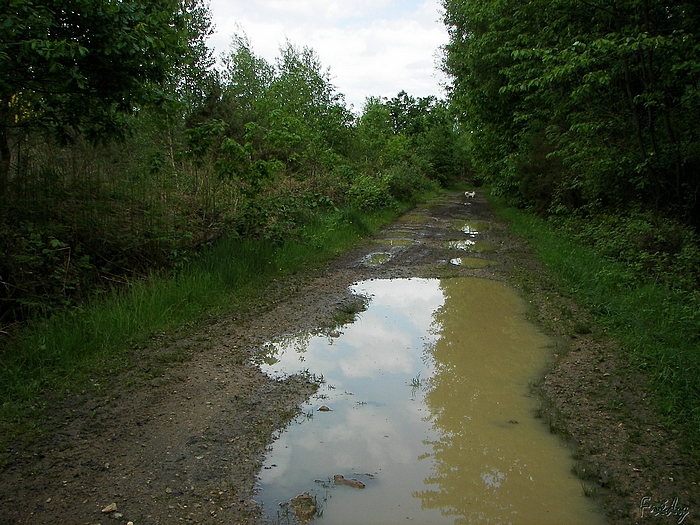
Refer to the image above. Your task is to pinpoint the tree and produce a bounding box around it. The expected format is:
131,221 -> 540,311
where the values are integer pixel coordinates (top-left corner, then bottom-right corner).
169,0 -> 217,116
220,32 -> 274,124
442,0 -> 700,221
355,96 -> 393,166
262,41 -> 350,176
0,0 -> 191,187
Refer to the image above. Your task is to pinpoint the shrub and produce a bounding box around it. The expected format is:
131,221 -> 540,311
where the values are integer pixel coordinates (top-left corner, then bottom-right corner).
552,210 -> 700,291
345,174 -> 393,211
386,163 -> 439,203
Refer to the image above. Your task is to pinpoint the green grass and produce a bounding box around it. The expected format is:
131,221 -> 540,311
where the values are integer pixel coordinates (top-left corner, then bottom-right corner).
0,204 -> 409,442
489,196 -> 700,458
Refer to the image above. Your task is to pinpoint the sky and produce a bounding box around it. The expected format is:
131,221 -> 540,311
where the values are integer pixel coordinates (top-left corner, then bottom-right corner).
206,0 -> 450,111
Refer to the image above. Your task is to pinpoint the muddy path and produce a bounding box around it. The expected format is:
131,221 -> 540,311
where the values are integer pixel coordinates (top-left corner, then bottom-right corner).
2,191 -> 698,524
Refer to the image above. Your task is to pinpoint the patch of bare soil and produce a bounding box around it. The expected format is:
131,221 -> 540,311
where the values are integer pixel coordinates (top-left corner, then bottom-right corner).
1,191 -> 698,524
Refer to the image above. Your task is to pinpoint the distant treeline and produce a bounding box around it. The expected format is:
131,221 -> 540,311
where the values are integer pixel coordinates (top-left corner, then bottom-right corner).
0,0 -> 468,324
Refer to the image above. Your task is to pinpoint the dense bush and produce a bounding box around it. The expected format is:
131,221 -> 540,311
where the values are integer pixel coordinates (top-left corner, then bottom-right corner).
552,211 -> 700,292
386,163 -> 439,203
345,174 -> 394,211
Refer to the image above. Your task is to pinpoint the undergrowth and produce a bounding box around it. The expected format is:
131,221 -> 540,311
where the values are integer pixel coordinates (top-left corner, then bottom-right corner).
490,196 -> 700,459
0,200 -> 421,448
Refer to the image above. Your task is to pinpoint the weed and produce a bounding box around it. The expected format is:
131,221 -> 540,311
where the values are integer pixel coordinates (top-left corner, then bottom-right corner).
581,482 -> 598,498
533,404 -> 544,419
547,413 -> 570,437
409,373 -> 422,388
559,305 -> 573,319
571,461 -> 599,482
332,297 -> 369,327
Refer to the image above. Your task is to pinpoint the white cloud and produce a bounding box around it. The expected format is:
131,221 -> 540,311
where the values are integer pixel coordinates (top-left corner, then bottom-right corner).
207,0 -> 448,110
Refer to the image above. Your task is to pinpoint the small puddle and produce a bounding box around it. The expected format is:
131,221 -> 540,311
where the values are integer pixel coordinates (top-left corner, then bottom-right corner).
452,221 -> 491,236
445,239 -> 500,253
374,239 -> 415,247
364,252 -> 391,265
445,221 -> 499,253
402,215 -> 437,223
450,257 -> 500,268
256,278 -> 605,524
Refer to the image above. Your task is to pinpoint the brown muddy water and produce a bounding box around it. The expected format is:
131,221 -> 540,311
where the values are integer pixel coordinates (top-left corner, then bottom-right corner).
255,277 -> 606,525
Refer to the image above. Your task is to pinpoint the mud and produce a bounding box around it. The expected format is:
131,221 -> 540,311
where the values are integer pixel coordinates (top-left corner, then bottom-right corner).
1,191 -> 698,524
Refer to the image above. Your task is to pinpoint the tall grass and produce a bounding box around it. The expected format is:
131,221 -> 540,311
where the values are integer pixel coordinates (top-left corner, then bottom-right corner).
0,205 -> 400,435
490,198 -> 700,457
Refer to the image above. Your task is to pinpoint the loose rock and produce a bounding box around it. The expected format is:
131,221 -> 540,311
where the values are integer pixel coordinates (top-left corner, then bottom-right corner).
333,474 -> 365,489
290,492 -> 317,523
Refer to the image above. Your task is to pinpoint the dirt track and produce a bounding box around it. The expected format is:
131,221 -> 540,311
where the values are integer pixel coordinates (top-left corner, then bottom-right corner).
1,191 -> 698,524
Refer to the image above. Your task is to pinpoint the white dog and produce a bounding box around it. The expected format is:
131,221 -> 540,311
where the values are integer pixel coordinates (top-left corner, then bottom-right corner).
465,191 -> 476,199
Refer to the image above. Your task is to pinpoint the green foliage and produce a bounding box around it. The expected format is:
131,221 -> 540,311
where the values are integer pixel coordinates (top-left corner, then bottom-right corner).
386,163 -> 440,203
1,226 -> 96,318
345,174 -> 393,211
185,119 -> 227,161
442,0 -> 700,456
0,4 -> 472,447
169,0 -> 217,114
0,0 -> 193,183
442,0 -> 700,224
354,97 -> 393,167
552,210 -> 700,292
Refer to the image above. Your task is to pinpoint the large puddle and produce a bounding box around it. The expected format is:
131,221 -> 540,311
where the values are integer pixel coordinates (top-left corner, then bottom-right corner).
256,278 -> 606,524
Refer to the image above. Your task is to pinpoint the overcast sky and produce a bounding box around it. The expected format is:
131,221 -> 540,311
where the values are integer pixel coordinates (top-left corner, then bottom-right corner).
206,0 -> 449,112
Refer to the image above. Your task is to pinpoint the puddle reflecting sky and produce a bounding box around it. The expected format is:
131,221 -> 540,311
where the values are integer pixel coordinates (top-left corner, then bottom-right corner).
256,278 -> 605,525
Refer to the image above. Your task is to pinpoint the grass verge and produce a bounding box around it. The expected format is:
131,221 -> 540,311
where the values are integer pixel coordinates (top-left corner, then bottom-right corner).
0,202 -> 415,449
489,196 -> 700,459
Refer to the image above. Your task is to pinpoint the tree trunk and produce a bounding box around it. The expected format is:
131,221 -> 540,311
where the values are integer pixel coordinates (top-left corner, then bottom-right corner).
640,0 -> 683,206
622,56 -> 653,182
0,105 -> 12,193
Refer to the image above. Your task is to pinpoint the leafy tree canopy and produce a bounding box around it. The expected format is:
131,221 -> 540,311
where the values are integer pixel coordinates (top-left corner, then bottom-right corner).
0,0 -> 194,181
442,0 -> 700,222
